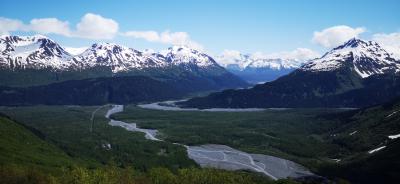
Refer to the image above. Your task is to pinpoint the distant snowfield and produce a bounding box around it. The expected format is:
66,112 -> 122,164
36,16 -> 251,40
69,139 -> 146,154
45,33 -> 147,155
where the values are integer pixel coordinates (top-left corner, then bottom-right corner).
103,105 -> 315,180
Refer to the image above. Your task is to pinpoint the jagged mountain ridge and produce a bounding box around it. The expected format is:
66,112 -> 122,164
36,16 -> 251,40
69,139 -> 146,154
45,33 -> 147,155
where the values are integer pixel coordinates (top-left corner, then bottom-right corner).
0,35 -> 220,72
72,43 -> 167,72
0,35 -> 248,89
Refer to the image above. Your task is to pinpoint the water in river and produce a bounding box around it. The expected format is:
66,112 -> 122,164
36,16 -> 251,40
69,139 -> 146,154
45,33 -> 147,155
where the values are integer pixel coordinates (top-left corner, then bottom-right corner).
105,104 -> 314,180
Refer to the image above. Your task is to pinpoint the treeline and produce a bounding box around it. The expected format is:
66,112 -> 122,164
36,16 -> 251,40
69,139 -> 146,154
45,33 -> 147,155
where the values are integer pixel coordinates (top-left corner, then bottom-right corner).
0,165 -> 302,184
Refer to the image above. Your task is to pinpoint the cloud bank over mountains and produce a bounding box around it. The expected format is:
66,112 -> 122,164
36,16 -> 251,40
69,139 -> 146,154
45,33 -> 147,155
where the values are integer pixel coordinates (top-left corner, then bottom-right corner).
0,13 -> 119,39
312,25 -> 366,48
216,48 -> 320,69
122,30 -> 204,51
0,13 -> 202,50
311,25 -> 400,58
0,13 -> 399,60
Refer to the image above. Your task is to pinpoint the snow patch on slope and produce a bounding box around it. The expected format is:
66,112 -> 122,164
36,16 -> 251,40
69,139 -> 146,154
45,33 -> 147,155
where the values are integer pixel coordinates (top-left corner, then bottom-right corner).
368,146 -> 386,154
388,134 -> 400,139
64,47 -> 88,55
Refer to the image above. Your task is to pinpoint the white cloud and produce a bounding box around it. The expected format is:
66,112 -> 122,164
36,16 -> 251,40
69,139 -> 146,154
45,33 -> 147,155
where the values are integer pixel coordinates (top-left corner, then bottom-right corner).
220,50 -> 242,61
372,32 -> 400,58
75,13 -> 119,39
249,52 -> 267,60
263,48 -> 320,60
312,25 -> 366,48
30,18 -> 71,36
216,49 -> 245,67
0,13 -> 118,40
0,17 -> 25,35
247,48 -> 320,61
1,14 -> 201,49
159,31 -> 190,45
123,30 -> 204,51
123,31 -> 159,42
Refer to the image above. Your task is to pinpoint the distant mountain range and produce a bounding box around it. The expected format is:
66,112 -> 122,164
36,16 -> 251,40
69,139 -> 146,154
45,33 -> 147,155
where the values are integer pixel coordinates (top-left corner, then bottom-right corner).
0,35 -> 217,72
0,35 -> 247,92
216,53 -> 308,83
180,38 -> 400,108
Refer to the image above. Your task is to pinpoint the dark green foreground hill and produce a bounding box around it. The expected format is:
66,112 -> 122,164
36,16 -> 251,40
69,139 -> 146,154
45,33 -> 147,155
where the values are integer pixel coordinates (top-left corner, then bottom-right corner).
0,114 -> 73,169
317,97 -> 400,184
0,111 -> 294,184
1,98 -> 399,183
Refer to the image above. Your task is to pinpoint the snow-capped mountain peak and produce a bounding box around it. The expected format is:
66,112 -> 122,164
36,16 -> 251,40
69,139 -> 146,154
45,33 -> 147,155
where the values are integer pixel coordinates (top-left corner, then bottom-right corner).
164,45 -> 218,67
1,35 -> 228,73
339,37 -> 369,48
82,42 -> 132,57
1,35 -> 65,53
89,42 -> 127,51
0,35 -> 74,70
301,38 -> 400,78
74,42 -> 167,72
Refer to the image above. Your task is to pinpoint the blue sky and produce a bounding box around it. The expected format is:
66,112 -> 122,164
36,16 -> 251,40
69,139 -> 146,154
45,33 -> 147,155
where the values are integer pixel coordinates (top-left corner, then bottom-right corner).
1,0 -> 399,58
